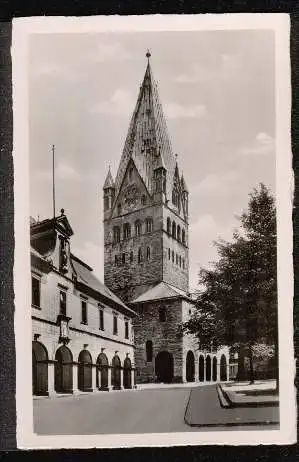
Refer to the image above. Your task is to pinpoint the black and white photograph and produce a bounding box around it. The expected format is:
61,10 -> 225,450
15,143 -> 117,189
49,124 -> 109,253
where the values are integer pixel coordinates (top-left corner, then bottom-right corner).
13,14 -> 295,448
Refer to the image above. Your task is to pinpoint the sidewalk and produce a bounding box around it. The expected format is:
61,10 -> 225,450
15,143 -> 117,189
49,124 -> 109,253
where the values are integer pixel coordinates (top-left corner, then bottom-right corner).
184,385 -> 279,427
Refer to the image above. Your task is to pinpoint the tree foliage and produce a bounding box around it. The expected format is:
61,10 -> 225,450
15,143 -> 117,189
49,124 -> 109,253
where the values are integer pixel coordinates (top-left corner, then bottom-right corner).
183,184 -> 277,381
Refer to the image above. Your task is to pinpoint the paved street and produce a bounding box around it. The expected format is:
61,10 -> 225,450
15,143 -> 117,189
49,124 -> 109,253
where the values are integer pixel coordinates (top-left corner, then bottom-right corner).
33,385 -> 279,435
34,386 -> 193,434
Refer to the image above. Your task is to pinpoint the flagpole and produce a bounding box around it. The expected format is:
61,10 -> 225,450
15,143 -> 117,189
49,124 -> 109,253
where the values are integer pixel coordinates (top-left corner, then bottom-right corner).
52,144 -> 56,218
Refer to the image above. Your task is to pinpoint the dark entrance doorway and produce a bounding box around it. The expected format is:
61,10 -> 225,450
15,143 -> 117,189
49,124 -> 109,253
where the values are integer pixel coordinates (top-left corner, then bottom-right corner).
155,351 -> 174,383
206,355 -> 211,381
212,357 -> 217,381
123,357 -> 132,389
96,353 -> 109,390
186,350 -> 195,382
55,345 -> 73,393
32,341 -> 48,396
78,350 -> 93,392
112,354 -> 121,390
220,354 -> 227,381
199,355 -> 205,382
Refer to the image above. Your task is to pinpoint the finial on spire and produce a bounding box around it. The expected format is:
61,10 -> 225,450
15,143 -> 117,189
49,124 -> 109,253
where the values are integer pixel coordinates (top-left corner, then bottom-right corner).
146,50 -> 151,61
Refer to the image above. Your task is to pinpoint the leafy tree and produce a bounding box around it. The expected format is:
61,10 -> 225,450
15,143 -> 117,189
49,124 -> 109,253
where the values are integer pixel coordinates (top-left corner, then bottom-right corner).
183,184 -> 277,385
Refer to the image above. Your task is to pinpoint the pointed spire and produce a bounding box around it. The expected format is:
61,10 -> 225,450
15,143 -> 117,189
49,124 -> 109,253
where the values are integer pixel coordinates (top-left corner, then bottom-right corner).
114,53 -> 177,197
154,150 -> 166,170
103,166 -> 115,189
181,173 -> 188,193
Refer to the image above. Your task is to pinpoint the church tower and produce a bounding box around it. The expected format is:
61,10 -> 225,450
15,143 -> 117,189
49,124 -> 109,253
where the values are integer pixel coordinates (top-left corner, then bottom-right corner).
103,52 -> 189,303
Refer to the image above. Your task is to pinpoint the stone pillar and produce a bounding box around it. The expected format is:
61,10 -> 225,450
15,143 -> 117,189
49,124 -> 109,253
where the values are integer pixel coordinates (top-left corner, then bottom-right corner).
72,363 -> 79,394
131,369 -> 135,388
195,356 -> 199,383
48,361 -> 56,397
217,359 -> 221,382
107,367 -> 112,389
227,363 -> 230,382
204,356 -> 206,383
120,368 -> 124,390
92,364 -> 97,391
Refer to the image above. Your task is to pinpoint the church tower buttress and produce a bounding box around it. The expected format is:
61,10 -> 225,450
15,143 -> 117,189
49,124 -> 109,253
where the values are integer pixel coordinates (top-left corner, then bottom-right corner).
103,53 -> 189,303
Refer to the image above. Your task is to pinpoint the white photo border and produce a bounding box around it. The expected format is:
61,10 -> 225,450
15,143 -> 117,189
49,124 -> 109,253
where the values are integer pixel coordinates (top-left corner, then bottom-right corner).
13,13 -> 296,448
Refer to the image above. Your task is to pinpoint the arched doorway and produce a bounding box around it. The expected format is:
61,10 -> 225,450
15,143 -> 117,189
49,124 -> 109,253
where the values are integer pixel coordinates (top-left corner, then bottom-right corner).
96,353 -> 109,390
55,345 -> 73,393
186,350 -> 195,382
32,341 -> 48,396
78,350 -> 93,392
220,354 -> 227,381
206,355 -> 211,382
212,357 -> 217,381
112,354 -> 121,390
123,356 -> 132,389
155,351 -> 174,383
199,355 -> 205,382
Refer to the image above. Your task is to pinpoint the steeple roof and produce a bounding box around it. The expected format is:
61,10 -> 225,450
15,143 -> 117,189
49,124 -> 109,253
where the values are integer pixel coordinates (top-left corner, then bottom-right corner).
103,167 -> 115,189
181,174 -> 188,193
114,53 -> 177,197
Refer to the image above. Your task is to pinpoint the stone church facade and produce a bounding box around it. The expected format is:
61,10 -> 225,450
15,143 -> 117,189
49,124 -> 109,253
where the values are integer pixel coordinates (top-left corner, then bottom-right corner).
103,53 -> 229,384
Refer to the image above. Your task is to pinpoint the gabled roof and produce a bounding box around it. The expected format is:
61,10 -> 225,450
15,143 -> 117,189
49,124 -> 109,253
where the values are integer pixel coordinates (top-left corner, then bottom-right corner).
114,55 -> 177,198
130,281 -> 193,304
71,254 -> 137,317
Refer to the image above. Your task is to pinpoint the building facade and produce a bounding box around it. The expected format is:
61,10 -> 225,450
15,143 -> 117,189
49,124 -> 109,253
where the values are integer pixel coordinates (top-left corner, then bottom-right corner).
103,53 -> 229,384
31,211 -> 136,396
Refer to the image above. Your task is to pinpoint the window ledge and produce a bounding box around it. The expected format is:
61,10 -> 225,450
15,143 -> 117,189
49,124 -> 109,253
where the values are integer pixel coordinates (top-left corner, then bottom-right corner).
31,304 -> 41,310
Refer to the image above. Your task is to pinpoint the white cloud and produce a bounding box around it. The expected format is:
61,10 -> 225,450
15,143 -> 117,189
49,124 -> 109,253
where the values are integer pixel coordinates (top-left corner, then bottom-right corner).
88,42 -> 131,63
34,161 -> 80,182
164,102 -> 206,119
31,62 -> 79,82
72,241 -> 103,280
239,132 -> 275,156
176,54 -> 241,84
191,171 -> 239,197
90,88 -> 135,116
189,214 -> 236,290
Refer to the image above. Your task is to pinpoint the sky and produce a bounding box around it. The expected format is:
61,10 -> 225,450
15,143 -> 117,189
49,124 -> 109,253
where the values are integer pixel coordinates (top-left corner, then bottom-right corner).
29,30 -> 276,291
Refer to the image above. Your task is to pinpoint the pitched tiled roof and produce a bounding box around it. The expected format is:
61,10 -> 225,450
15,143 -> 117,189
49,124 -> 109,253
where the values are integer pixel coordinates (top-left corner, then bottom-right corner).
114,58 -> 177,198
130,281 -> 191,304
71,255 -> 137,316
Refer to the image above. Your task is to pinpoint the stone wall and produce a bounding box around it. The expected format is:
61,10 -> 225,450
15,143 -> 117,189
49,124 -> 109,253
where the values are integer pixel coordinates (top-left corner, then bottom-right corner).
31,268 -> 135,365
132,298 -> 184,383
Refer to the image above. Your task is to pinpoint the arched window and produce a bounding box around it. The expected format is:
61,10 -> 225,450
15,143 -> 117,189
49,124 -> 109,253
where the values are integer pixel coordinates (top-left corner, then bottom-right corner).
135,220 -> 142,237
167,217 -> 171,234
117,203 -> 121,215
146,218 -> 153,233
182,258 -> 185,269
177,225 -> 181,242
176,254 -> 178,265
168,248 -> 171,260
179,256 -> 182,267
123,223 -> 131,240
130,251 -> 134,263
172,250 -> 174,263
172,189 -> 178,206
172,221 -> 176,239
159,306 -> 166,322
182,229 -> 186,245
141,195 -> 146,205
146,246 -> 151,261
138,248 -> 143,264
146,340 -> 153,362
113,226 -> 120,243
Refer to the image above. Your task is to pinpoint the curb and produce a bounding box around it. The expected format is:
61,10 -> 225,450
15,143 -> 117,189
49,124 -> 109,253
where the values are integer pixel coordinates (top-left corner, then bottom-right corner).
219,384 -> 279,408
184,386 -> 280,428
